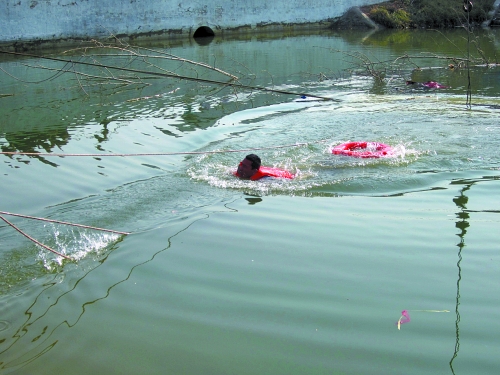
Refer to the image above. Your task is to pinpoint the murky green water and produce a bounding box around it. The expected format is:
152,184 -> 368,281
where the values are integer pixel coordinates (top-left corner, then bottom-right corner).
1,28 -> 500,374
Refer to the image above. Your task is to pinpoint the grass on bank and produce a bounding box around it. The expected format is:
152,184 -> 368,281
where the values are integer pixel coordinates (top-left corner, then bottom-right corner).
363,0 -> 496,28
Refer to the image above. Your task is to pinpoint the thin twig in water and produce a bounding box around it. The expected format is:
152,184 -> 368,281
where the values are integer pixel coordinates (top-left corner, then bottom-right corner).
71,61 -> 89,96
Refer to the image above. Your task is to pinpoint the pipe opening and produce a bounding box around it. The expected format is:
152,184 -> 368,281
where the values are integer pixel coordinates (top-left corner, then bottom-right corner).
193,26 -> 215,39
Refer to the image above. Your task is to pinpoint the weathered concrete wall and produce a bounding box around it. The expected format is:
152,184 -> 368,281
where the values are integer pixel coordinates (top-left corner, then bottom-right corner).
1,0 -> 385,45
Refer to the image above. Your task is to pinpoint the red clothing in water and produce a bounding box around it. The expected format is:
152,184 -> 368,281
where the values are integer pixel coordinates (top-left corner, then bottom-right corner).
235,166 -> 294,180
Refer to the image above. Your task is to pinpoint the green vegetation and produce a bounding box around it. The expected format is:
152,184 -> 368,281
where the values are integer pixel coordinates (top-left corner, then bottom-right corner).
363,0 -> 495,28
369,7 -> 411,28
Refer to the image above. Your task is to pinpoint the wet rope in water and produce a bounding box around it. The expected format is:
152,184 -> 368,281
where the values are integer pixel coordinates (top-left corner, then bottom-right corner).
0,211 -> 130,235
0,214 -> 73,260
0,141 -> 326,157
0,211 -> 130,262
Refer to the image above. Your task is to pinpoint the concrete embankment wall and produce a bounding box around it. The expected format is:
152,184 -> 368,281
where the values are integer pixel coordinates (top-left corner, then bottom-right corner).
1,0 -> 384,46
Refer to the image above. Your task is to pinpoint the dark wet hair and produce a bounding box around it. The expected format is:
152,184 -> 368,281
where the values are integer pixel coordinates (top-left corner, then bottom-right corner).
245,154 -> 261,170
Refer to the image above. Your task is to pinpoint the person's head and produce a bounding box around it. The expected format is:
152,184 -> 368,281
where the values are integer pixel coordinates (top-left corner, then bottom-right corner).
237,154 -> 261,178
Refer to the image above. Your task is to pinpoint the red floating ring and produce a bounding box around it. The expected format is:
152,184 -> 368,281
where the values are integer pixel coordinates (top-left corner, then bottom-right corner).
332,142 -> 394,158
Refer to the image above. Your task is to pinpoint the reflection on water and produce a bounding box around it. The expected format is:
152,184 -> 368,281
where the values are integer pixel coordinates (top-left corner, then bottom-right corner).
245,197 -> 263,205
448,175 -> 500,374
449,181 -> 468,374
1,29 -> 500,375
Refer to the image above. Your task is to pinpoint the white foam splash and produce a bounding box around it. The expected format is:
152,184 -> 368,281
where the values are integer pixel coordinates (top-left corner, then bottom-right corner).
38,225 -> 121,270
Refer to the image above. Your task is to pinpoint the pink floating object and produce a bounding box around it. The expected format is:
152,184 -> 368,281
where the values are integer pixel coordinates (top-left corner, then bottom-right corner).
406,80 -> 448,89
422,81 -> 448,89
400,310 -> 411,324
396,310 -> 411,330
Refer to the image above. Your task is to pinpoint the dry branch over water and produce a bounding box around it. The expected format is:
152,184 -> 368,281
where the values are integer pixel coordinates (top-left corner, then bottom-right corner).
0,38 -> 337,101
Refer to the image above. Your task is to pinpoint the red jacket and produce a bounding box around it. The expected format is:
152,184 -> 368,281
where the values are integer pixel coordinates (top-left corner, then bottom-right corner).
235,166 -> 294,180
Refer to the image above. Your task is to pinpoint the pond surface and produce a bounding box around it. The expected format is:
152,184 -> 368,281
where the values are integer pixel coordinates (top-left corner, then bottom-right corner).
1,28 -> 500,375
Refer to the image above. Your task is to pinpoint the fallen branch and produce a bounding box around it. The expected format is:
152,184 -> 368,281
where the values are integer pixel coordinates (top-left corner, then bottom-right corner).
63,42 -> 239,80
0,50 -> 339,101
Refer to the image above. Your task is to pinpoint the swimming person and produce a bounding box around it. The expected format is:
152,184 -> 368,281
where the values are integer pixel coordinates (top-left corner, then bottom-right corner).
235,154 -> 294,180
